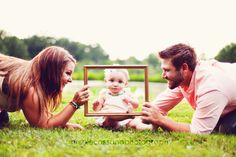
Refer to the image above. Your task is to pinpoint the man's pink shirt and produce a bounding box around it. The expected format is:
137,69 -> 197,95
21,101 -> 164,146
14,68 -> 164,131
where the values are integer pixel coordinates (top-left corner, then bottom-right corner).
153,60 -> 236,134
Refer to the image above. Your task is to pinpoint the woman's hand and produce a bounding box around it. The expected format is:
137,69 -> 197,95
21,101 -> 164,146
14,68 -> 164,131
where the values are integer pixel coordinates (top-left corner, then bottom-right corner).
65,123 -> 84,130
72,85 -> 89,106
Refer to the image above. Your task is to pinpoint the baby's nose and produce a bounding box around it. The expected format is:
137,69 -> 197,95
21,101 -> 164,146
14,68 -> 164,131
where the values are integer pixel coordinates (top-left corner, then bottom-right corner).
113,82 -> 119,86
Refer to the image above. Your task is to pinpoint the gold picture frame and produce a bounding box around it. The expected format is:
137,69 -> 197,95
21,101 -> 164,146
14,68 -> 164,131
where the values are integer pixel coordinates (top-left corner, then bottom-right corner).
84,65 -> 149,116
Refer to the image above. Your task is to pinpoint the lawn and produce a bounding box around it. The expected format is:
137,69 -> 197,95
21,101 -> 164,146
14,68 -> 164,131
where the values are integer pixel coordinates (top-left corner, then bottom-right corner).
0,90 -> 236,157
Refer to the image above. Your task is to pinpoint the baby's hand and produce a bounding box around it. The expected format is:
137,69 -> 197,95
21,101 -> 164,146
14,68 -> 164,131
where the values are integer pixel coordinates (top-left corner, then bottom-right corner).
127,105 -> 133,113
123,97 -> 131,105
92,100 -> 101,111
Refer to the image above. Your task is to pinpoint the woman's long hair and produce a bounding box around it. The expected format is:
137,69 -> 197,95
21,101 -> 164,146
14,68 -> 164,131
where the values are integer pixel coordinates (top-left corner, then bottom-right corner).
0,46 -> 76,116
0,53 -> 30,111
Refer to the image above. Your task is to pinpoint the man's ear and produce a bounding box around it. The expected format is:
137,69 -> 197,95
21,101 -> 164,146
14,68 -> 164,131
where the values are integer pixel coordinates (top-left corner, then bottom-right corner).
182,63 -> 189,71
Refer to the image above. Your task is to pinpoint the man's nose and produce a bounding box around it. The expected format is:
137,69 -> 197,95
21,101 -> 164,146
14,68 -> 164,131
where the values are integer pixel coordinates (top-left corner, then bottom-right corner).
162,71 -> 167,79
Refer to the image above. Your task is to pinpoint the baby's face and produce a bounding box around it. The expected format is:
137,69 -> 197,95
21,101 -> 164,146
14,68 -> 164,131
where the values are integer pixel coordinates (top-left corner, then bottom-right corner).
105,71 -> 128,94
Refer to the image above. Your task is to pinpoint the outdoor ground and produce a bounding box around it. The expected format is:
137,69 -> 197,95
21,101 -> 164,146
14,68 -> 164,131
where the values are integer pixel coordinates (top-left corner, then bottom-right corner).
1,91 -> 236,157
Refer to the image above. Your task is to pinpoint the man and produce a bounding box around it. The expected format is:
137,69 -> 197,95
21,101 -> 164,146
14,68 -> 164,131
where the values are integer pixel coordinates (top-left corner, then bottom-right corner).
142,43 -> 236,134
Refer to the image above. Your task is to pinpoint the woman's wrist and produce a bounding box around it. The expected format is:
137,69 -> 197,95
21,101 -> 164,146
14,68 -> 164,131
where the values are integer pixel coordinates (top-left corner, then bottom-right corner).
70,101 -> 80,109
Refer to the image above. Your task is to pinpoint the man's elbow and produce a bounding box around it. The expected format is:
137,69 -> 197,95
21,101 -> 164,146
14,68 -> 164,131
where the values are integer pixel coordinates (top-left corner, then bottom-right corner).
190,125 -> 212,134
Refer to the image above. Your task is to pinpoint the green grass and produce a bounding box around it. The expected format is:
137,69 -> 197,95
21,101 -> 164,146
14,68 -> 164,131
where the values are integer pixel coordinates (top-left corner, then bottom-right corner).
1,90 -> 236,157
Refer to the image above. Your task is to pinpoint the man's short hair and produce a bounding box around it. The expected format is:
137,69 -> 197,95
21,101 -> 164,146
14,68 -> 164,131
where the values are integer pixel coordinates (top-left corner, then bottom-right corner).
158,43 -> 197,71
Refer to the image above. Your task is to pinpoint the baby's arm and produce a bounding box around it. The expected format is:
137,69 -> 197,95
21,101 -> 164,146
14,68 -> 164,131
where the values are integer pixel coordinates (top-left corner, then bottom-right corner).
92,89 -> 106,111
92,100 -> 103,111
123,93 -> 139,109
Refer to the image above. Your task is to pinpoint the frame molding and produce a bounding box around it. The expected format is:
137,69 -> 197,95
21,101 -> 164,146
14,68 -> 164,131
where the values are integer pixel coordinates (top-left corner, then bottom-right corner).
84,65 -> 149,116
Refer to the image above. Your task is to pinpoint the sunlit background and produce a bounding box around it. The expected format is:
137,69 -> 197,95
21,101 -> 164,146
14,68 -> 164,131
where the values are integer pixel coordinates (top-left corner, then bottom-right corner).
1,0 -> 236,60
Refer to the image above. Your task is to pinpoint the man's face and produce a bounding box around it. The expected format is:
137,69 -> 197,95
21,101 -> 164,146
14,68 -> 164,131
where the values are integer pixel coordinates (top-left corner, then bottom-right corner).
160,58 -> 184,89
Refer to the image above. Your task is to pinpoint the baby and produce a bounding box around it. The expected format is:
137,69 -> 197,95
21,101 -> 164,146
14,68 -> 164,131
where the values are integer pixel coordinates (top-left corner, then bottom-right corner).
92,68 -> 154,130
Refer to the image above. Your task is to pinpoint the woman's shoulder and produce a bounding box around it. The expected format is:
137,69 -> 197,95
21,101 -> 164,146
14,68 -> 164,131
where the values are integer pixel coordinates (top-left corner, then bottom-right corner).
23,87 -> 39,105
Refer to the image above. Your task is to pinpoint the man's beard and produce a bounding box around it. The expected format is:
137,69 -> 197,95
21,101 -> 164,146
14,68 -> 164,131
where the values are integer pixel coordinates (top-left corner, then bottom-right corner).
168,71 -> 184,89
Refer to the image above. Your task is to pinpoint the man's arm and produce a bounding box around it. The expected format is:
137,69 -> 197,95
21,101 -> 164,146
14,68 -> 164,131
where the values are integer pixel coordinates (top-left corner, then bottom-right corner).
190,91 -> 228,134
141,102 -> 190,132
142,91 -> 229,134
152,88 -> 184,115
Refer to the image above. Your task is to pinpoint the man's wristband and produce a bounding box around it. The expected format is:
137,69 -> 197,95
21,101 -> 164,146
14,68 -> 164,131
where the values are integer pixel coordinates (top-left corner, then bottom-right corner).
70,101 -> 80,109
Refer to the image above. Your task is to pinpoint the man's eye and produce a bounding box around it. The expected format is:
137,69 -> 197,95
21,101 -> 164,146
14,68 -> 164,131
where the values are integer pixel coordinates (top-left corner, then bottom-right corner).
163,69 -> 169,72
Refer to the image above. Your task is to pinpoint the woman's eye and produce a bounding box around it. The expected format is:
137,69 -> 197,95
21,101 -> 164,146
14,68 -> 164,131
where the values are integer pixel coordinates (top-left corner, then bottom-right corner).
66,72 -> 71,76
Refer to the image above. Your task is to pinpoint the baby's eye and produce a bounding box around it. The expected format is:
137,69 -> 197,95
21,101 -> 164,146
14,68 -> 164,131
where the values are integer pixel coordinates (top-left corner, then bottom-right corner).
109,79 -> 114,82
118,80 -> 124,84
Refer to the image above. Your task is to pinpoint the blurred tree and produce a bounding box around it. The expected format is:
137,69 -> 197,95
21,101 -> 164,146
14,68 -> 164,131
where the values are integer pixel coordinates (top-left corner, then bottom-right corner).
0,30 -> 8,53
143,53 -> 160,68
4,36 -> 29,58
84,44 -> 109,64
24,35 -> 55,58
126,56 -> 142,64
215,43 -> 236,63
114,59 -> 125,65
56,38 -> 90,61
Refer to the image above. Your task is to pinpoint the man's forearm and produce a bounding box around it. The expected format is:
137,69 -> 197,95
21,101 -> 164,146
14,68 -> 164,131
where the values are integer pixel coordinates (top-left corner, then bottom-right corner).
158,116 -> 191,133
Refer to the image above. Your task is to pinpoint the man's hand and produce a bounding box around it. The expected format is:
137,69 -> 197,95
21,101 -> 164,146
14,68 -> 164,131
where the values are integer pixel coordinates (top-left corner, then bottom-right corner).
141,102 -> 164,125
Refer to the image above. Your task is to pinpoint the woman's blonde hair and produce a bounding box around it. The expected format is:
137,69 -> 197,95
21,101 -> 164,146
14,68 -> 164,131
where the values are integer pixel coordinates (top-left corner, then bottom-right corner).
0,46 -> 76,116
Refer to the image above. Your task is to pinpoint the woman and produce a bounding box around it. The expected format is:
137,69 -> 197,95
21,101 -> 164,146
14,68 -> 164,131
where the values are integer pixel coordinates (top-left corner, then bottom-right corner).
0,46 -> 89,129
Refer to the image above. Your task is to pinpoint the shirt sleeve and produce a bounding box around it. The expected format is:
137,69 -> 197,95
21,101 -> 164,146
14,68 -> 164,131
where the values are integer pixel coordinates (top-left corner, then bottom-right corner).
190,91 -> 229,134
152,87 -> 184,115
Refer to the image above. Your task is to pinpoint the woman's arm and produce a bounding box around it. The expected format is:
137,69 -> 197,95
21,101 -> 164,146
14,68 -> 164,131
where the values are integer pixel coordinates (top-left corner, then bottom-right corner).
21,85 -> 89,129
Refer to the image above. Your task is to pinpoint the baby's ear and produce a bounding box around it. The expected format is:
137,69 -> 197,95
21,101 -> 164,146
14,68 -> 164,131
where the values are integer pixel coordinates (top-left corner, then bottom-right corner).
125,81 -> 128,86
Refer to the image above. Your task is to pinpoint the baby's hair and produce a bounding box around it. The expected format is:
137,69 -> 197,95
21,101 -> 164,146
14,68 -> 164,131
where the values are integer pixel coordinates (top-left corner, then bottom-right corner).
104,68 -> 130,81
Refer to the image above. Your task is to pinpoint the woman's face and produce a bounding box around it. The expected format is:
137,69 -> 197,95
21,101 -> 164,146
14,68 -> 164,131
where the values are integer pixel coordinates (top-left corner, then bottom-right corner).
61,61 -> 75,91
